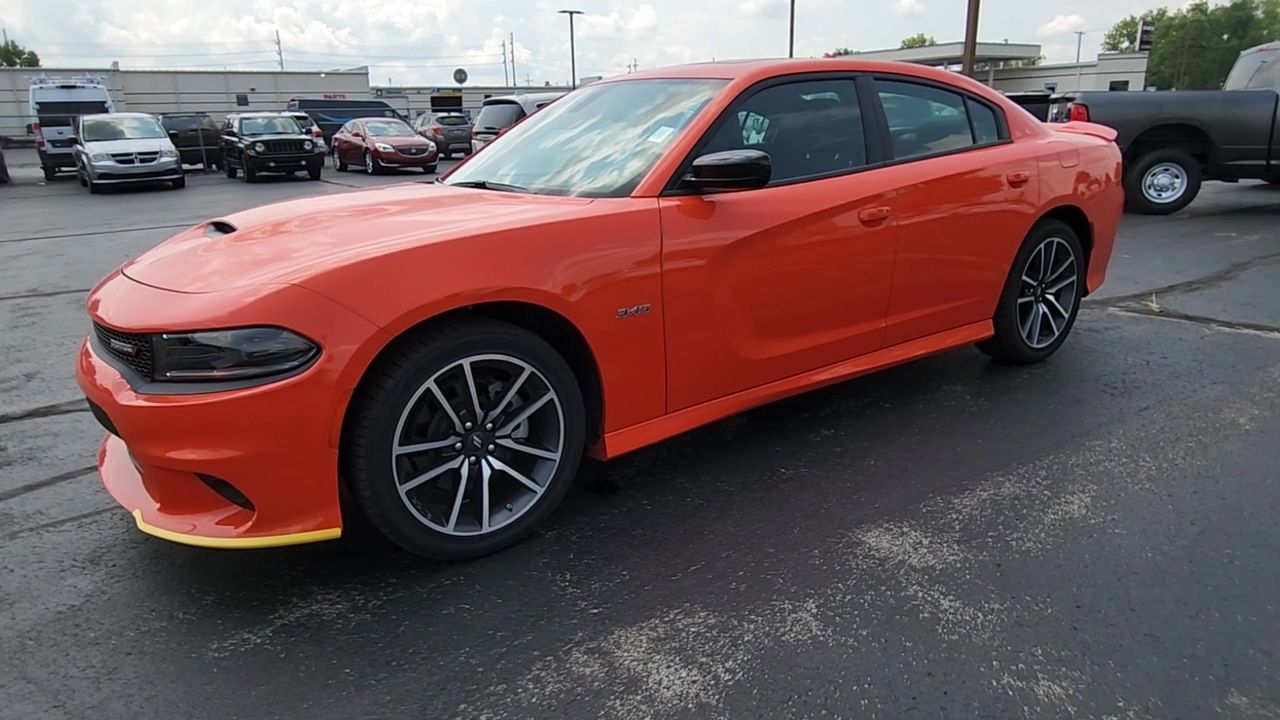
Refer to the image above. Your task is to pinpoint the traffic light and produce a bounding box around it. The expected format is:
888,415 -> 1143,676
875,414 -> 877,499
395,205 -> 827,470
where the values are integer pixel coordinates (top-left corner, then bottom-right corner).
1136,20 -> 1156,52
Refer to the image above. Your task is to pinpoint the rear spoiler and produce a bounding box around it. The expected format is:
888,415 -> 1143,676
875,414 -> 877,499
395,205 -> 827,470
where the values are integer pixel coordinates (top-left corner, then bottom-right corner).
1053,121 -> 1118,142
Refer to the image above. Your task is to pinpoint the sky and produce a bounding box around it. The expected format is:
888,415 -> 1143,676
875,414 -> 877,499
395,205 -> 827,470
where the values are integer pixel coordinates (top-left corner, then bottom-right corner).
2,0 -> 1175,87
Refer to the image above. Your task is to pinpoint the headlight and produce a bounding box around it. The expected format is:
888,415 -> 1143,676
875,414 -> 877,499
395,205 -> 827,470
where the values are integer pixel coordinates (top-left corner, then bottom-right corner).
303,140 -> 313,150
374,142 -> 395,153
425,140 -> 437,152
253,142 -> 266,153
89,152 -> 111,162
160,148 -> 178,159
152,327 -> 318,382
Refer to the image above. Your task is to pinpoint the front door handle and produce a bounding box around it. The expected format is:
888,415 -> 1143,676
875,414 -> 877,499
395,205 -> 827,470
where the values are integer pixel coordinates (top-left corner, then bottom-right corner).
1007,170 -> 1031,187
858,206 -> 891,225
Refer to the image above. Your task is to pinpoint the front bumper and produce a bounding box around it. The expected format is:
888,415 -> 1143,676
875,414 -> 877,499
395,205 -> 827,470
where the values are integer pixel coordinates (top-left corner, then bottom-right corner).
247,152 -> 324,173
373,149 -> 439,167
89,158 -> 183,183
76,272 -> 382,549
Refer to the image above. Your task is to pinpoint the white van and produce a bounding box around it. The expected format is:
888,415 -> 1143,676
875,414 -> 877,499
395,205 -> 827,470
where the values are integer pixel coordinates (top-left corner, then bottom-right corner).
29,76 -> 114,181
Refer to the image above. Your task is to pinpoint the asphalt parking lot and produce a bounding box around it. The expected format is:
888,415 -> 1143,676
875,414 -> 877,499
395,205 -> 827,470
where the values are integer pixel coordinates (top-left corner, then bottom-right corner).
1,164 -> 1278,718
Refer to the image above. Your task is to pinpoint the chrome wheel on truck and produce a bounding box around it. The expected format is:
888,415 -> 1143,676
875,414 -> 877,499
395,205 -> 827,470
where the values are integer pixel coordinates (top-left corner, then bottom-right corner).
1124,149 -> 1201,215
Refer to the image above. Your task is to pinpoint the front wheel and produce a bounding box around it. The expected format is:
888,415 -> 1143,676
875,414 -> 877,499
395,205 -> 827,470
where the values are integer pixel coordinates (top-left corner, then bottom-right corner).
332,150 -> 348,172
344,318 -> 586,560
171,175 -> 186,189
977,219 -> 1084,364
423,164 -> 437,174
1124,149 -> 1201,215
243,161 -> 258,183
364,150 -> 380,175
225,162 -> 237,179
308,164 -> 322,181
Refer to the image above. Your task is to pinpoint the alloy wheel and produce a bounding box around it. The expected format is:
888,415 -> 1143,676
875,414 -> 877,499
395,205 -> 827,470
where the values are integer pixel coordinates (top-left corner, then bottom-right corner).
390,353 -> 564,537
1017,236 -> 1078,349
331,151 -> 340,170
365,151 -> 374,175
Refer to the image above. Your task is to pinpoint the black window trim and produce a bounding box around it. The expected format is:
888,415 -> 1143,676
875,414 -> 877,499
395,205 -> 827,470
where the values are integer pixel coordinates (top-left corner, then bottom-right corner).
661,71 -> 889,196
867,73 -> 1013,167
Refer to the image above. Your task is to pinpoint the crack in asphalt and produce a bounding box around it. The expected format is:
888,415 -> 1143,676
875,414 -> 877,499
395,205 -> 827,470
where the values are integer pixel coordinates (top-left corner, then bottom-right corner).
0,506 -> 117,542
0,399 -> 89,426
1088,251 -> 1280,307
0,466 -> 97,504
1104,306 -> 1280,338
0,222 -> 193,245
0,287 -> 91,303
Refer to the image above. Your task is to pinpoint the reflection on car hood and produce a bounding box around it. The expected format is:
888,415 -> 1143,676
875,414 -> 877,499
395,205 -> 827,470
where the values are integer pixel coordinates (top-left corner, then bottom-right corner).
121,183 -> 595,294
371,134 -> 430,145
85,138 -> 173,153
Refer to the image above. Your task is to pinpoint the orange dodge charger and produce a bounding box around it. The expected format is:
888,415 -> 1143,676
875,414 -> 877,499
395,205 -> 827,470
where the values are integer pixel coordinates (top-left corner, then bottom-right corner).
77,59 -> 1122,559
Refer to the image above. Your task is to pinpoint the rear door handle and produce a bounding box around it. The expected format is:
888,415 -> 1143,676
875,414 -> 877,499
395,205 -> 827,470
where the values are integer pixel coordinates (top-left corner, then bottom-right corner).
1007,170 -> 1031,187
858,206 -> 891,225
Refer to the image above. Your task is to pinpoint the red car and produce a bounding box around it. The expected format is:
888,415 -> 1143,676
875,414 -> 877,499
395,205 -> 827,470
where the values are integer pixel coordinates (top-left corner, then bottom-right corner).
330,117 -> 439,174
78,59 -> 1121,559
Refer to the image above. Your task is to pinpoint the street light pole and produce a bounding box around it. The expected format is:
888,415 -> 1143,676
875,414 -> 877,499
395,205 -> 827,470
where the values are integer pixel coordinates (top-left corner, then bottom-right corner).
558,9 -> 584,88
788,0 -> 796,58
1074,30 -> 1085,90
961,0 -> 980,76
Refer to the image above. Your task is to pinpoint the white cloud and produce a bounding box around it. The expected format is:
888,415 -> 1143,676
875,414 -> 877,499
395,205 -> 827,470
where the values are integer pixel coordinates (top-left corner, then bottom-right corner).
895,0 -> 925,17
1038,14 -> 1088,38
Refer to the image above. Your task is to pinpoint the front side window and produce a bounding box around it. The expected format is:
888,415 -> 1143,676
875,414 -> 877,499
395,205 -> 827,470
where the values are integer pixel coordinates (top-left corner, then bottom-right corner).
445,79 -> 726,197
703,79 -> 867,183
81,116 -> 166,142
876,80 -> 1005,159
238,116 -> 302,136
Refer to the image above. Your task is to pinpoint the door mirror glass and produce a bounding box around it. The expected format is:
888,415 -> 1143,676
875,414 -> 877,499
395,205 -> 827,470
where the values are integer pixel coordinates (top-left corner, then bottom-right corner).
684,149 -> 771,191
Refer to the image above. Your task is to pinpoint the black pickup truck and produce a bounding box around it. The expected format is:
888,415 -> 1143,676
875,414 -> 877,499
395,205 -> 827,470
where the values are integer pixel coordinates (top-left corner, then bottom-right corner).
1052,41 -> 1280,214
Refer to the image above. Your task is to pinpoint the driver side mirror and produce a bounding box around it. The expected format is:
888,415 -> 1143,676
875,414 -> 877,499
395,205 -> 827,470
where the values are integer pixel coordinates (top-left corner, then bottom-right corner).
682,149 -> 772,192
67,136 -> 79,145
351,131 -> 363,139
224,129 -> 237,137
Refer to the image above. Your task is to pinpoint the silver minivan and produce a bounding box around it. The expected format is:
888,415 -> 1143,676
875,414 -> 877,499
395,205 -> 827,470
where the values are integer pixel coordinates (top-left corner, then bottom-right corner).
73,113 -> 185,193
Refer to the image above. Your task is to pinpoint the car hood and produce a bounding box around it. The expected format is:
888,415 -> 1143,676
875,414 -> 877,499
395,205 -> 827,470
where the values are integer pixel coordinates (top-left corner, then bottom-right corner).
120,183 -> 595,294
86,138 -> 173,153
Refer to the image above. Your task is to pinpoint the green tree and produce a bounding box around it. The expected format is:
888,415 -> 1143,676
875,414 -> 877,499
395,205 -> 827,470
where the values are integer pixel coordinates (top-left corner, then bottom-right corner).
823,47 -> 855,57
899,33 -> 937,49
0,39 -> 40,68
1103,0 -> 1280,88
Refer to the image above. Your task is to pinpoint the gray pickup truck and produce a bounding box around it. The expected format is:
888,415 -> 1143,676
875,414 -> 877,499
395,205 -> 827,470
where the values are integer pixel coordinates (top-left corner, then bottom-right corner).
1052,41 -> 1280,214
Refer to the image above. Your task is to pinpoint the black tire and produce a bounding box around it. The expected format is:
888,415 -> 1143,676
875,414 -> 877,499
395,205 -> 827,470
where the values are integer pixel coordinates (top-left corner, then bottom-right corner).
225,162 -> 237,179
332,150 -> 348,172
364,150 -> 381,175
87,179 -> 101,194
43,166 -> 57,181
78,171 -> 87,187
423,164 -> 437,174
243,161 -> 258,183
344,318 -> 586,560
1123,149 -> 1201,215
308,164 -> 322,181
977,219 -> 1085,364
172,175 -> 186,189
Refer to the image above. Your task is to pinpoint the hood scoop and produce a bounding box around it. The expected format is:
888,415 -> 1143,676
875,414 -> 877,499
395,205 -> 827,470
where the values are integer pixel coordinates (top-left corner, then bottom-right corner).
203,220 -> 238,237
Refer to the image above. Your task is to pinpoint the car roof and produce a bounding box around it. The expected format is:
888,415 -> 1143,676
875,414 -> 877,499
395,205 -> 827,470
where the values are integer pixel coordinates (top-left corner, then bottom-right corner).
80,112 -> 154,120
232,112 -> 296,118
483,92 -> 564,106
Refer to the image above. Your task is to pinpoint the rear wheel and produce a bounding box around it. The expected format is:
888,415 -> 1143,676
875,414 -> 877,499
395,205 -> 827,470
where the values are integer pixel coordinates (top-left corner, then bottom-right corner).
42,166 -> 57,182
977,219 -> 1084,364
1124,149 -> 1201,215
344,318 -> 586,560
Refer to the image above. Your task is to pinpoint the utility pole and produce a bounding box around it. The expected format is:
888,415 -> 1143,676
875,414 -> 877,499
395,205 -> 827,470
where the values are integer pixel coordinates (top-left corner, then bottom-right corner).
788,0 -> 796,58
1074,30 -> 1085,90
961,0 -> 980,76
274,29 -> 284,71
2,28 -> 9,46
510,32 -> 517,85
558,10 -> 584,89
502,40 -> 509,85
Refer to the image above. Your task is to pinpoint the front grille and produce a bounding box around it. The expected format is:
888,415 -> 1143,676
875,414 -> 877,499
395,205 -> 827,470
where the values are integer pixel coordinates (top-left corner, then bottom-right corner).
97,170 -> 179,180
398,146 -> 427,156
262,139 -> 306,154
48,138 -> 75,148
94,323 -> 154,379
110,152 -> 159,165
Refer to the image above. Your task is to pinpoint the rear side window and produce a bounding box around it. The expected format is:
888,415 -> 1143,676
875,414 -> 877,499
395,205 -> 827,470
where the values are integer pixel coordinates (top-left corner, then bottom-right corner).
162,115 -> 215,131
875,80 -> 1004,160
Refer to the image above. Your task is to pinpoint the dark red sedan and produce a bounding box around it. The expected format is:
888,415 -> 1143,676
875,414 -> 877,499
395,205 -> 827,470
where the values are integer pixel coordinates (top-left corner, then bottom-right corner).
330,118 -> 439,174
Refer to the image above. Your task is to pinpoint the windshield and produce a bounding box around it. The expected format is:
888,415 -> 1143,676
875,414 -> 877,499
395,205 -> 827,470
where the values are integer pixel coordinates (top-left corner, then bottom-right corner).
81,116 -> 166,142
239,116 -> 301,135
445,79 -> 726,197
162,115 -> 217,131
474,102 -> 524,131
364,120 -> 413,137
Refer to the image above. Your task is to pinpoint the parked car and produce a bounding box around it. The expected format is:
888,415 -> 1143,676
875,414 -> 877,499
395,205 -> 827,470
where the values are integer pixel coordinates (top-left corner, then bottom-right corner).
285,98 -> 406,141
413,112 -> 472,159
72,112 -> 185,193
1051,40 -> 1280,214
221,112 -> 325,182
77,59 -> 1121,560
29,76 -> 114,181
470,92 -> 564,152
158,112 -> 223,169
0,147 -> 9,184
330,117 -> 438,174
288,111 -> 327,148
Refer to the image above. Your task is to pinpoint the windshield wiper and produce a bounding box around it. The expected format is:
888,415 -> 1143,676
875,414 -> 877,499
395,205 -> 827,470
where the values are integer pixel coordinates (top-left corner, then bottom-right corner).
447,179 -> 532,193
